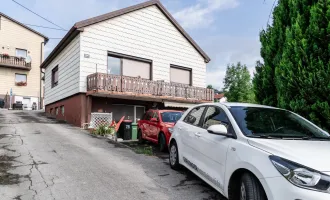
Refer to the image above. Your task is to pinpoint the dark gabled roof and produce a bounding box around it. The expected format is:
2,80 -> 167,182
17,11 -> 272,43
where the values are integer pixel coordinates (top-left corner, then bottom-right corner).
41,0 -> 210,68
0,12 -> 49,42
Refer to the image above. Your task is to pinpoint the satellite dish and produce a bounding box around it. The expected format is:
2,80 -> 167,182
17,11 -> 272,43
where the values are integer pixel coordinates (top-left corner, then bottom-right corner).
26,55 -> 32,63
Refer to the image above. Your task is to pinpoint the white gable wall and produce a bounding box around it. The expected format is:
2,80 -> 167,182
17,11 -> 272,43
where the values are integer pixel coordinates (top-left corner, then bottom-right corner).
79,5 -> 206,92
44,35 -> 80,105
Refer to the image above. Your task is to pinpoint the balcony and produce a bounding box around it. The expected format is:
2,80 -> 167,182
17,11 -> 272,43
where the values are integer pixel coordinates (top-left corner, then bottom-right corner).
87,73 -> 214,103
0,54 -> 31,70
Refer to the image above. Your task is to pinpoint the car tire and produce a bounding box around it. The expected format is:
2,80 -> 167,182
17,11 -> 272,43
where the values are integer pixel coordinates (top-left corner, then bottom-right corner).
169,140 -> 180,170
138,130 -> 145,144
239,173 -> 267,200
158,132 -> 167,152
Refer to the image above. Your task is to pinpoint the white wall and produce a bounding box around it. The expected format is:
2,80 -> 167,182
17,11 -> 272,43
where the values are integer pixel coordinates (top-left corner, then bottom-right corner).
79,5 -> 206,92
44,35 -> 80,105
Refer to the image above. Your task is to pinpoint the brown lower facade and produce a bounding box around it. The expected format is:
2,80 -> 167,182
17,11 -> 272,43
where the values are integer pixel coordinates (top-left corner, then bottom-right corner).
45,93 -> 88,127
45,93 -> 190,127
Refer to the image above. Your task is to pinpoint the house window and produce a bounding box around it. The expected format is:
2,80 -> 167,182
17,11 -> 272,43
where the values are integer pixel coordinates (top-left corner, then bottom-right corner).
107,56 -> 121,75
15,74 -> 27,86
61,106 -> 64,115
15,49 -> 27,58
170,65 -> 192,85
55,107 -> 59,115
52,66 -> 59,87
50,108 -> 53,114
107,52 -> 151,80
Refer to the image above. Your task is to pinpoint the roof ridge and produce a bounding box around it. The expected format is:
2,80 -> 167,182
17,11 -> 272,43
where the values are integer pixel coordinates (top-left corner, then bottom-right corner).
0,12 -> 49,42
41,0 -> 210,68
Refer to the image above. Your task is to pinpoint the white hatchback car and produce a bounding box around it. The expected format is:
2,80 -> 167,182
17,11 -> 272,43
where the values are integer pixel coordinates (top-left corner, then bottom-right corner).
169,103 -> 330,200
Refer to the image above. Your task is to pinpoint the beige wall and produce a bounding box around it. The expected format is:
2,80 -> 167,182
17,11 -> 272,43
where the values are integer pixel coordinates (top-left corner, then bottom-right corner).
0,15 -> 45,98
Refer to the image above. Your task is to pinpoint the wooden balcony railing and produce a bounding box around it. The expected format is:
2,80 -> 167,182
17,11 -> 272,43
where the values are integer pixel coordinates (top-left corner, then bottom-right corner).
87,73 -> 214,102
0,55 -> 31,70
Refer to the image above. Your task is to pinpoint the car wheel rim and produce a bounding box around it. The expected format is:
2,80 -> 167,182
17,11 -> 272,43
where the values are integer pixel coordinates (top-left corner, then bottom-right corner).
240,182 -> 246,200
170,145 -> 177,166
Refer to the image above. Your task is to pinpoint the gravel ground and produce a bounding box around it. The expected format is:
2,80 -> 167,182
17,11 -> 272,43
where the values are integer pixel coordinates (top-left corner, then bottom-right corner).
0,109 -> 226,200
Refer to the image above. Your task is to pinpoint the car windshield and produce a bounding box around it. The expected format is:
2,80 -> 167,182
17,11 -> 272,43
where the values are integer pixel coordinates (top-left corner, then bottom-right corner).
161,112 -> 182,123
229,106 -> 330,139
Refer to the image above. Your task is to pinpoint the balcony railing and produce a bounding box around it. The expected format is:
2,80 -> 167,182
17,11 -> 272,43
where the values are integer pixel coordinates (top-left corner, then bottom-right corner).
0,55 -> 31,70
87,73 -> 214,102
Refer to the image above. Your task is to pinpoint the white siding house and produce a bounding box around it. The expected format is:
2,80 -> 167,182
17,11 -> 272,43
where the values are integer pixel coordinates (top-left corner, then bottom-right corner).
41,0 -> 213,127
44,35 -> 80,105
79,5 -> 206,92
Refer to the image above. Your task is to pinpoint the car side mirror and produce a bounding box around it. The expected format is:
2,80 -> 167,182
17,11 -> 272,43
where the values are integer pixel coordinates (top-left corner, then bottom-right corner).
150,118 -> 158,122
207,124 -> 235,138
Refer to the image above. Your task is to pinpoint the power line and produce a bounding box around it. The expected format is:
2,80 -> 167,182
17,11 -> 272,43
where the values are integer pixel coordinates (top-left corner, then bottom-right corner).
12,0 -> 66,30
0,18 -> 68,31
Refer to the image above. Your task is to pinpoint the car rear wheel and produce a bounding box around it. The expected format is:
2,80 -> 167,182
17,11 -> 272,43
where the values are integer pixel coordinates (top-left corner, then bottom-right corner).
138,130 -> 145,144
239,173 -> 267,200
158,132 -> 167,152
169,141 -> 180,170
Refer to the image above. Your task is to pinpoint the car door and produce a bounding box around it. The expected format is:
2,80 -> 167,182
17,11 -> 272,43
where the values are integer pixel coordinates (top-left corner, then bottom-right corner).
141,111 -> 152,139
149,111 -> 160,141
176,106 -> 206,168
194,106 -> 234,192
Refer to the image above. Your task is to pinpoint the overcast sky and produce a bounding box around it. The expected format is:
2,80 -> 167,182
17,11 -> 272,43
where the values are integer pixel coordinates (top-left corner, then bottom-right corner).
1,0 -> 274,90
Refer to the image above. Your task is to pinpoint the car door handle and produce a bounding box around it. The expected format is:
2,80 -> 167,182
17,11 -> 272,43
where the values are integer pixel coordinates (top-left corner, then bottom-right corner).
194,132 -> 201,137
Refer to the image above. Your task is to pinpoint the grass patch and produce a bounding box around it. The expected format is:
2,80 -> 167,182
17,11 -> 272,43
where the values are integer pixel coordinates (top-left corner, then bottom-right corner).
133,146 -> 153,156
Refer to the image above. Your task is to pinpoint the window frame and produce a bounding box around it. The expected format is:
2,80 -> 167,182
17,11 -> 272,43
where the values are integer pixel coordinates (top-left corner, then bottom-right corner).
183,106 -> 207,127
201,105 -> 237,138
15,48 -> 27,58
52,65 -> 59,88
170,64 -> 192,86
15,73 -> 27,86
107,51 -> 153,80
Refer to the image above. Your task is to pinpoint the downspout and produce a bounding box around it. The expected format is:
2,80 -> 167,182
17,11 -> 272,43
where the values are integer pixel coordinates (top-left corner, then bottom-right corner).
40,41 -> 44,110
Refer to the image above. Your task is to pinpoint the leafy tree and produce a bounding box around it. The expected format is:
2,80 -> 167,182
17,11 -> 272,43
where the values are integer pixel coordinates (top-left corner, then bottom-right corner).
254,0 -> 330,131
223,62 -> 255,103
207,84 -> 213,89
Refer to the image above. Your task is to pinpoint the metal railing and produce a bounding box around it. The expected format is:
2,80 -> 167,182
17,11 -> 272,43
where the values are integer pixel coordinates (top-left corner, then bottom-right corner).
0,55 -> 31,69
87,73 -> 214,102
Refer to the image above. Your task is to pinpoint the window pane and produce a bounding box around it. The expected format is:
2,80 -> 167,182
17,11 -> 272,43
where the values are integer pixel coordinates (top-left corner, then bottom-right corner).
136,106 -> 145,122
161,112 -> 182,123
107,56 -> 121,75
54,70 -> 58,82
184,107 -> 205,126
203,107 -> 230,129
122,59 -> 150,79
229,107 -> 329,138
16,49 -> 27,58
170,67 -> 191,85
15,74 -> 27,82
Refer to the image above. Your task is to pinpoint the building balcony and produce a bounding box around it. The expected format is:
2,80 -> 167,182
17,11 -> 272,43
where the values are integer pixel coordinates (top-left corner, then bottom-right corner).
0,54 -> 31,70
87,73 -> 214,103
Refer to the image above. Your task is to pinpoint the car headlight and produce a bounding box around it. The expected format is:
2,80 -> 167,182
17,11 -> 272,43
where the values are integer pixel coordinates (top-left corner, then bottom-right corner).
168,127 -> 174,134
269,155 -> 330,193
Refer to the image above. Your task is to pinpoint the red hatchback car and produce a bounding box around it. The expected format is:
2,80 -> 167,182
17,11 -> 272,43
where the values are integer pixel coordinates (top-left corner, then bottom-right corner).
138,109 -> 183,151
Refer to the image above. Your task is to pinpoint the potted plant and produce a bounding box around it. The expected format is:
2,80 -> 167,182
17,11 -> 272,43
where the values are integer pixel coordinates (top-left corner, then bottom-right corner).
16,81 -> 27,86
2,53 -> 10,58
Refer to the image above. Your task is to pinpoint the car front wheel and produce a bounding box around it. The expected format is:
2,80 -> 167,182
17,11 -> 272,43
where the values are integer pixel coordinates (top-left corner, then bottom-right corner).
239,173 -> 267,200
169,141 -> 180,170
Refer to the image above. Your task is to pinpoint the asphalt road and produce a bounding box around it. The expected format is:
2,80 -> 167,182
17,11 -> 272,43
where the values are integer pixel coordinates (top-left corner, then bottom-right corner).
0,110 -> 226,200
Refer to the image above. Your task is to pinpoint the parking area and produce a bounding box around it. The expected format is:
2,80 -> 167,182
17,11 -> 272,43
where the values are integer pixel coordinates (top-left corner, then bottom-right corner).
0,110 -> 225,200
